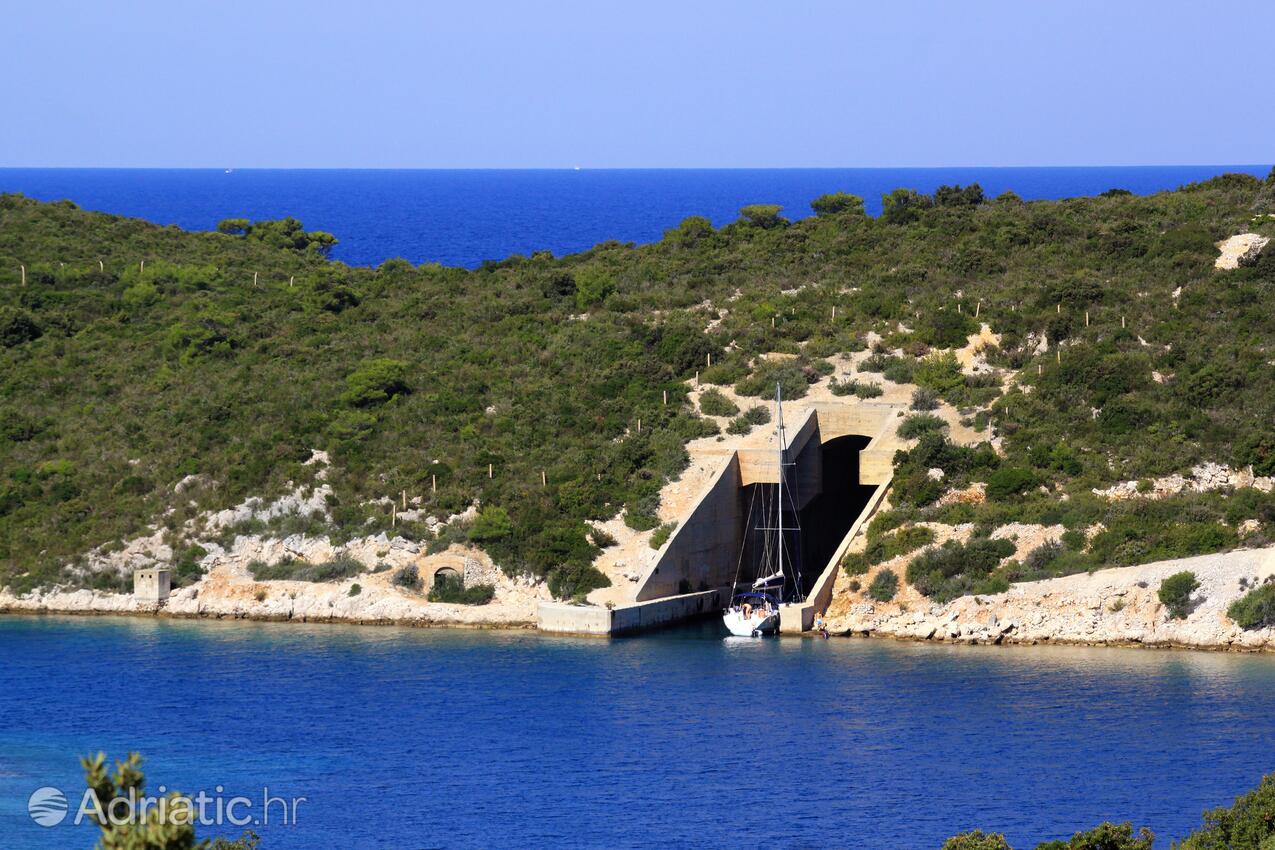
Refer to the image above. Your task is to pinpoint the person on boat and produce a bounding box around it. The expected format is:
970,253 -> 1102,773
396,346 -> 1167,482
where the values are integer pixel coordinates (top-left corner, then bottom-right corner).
742,602 -> 752,620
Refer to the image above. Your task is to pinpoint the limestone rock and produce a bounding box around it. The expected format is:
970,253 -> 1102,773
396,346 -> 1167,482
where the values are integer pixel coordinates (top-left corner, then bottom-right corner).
1215,233 -> 1270,270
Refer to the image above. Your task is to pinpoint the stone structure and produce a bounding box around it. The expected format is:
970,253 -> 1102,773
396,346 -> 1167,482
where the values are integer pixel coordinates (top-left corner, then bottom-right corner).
133,567 -> 171,604
539,400 -> 906,635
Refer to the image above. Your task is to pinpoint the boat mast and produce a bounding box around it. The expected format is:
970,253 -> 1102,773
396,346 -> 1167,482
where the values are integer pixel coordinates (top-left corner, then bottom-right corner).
775,382 -> 785,586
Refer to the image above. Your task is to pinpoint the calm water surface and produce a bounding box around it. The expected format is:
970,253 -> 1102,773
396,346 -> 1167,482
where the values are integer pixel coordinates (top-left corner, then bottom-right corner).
1,616 -> 1272,849
0,166 -> 1268,268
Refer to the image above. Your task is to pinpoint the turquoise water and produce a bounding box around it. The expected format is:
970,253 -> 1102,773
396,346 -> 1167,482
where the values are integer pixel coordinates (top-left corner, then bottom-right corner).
2,616 -> 1273,849
0,166 -> 1268,268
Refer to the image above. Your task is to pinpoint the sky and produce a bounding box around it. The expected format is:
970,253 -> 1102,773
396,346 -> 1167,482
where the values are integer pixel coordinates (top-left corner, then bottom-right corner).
1,0 -> 1271,169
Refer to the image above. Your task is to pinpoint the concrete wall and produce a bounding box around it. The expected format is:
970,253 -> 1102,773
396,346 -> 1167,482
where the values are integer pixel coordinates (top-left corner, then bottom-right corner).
538,589 -> 724,636
540,398 -> 908,635
635,456 -> 745,601
780,480 -> 891,633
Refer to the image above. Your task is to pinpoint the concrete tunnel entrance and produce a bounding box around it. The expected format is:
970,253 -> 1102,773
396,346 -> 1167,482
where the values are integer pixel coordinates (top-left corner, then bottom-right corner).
738,434 -> 876,598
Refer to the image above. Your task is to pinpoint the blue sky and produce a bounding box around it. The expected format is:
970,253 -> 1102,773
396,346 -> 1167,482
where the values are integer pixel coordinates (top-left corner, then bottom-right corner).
1,0 -> 1270,168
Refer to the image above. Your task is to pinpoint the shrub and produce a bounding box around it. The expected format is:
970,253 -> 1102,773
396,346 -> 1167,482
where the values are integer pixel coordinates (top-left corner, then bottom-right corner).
868,569 -> 899,602
842,553 -> 870,576
1158,570 -> 1200,619
392,565 -> 422,591
862,524 -> 936,565
248,555 -> 363,582
341,359 -> 410,407
941,831 -> 1011,850
348,583 -> 361,596
897,414 -> 947,440
428,573 -> 495,605
830,378 -> 883,398
1228,583 -> 1275,630
1035,822 -> 1154,850
911,387 -> 940,410
986,467 -> 1037,501
735,361 -> 810,400
589,527 -> 617,548
913,352 -> 965,396
738,204 -> 786,228
906,537 -> 1015,602
698,388 -> 739,417
469,506 -> 514,542
1177,772 -> 1275,850
810,192 -> 865,217
650,522 -> 677,549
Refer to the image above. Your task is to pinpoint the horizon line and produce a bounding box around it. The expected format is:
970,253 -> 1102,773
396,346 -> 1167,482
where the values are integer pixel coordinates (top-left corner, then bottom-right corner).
0,163 -> 1270,173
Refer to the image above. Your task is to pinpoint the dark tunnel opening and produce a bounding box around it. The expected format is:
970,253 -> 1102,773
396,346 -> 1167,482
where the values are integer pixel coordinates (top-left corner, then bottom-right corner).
738,434 -> 877,600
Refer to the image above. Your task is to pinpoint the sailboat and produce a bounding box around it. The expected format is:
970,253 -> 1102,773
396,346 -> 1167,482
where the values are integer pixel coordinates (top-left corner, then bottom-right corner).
723,383 -> 803,637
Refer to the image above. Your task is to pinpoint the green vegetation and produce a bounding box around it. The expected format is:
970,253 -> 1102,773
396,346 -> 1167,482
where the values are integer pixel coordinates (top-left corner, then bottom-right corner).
938,771 -> 1275,848
1228,582 -> 1275,629
392,565 -> 421,591
650,521 -> 677,549
427,572 -> 495,605
829,377 -> 883,398
867,568 -> 899,602
246,555 -> 363,582
80,751 -> 259,849
898,414 -> 948,440
1158,570 -> 1200,619
697,388 -> 739,417
906,537 -> 1016,602
4,172 -> 1275,600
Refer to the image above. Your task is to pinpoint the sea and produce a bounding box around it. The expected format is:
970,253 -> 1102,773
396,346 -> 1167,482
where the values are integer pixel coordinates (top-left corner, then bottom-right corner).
2,616 -> 1274,849
2,165 -> 1274,849
0,165 -> 1269,269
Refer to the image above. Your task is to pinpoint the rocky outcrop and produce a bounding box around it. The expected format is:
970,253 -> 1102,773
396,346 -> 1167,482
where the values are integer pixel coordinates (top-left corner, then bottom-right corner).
1093,462 -> 1274,501
827,546 -> 1275,651
1215,233 -> 1269,270
0,538 -> 545,628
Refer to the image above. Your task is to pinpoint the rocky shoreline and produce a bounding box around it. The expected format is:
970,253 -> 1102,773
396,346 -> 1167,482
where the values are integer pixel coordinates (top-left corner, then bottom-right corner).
825,546 -> 1275,653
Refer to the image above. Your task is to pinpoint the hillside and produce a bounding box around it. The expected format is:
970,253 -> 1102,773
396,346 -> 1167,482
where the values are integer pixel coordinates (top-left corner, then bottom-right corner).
3,172 -> 1275,603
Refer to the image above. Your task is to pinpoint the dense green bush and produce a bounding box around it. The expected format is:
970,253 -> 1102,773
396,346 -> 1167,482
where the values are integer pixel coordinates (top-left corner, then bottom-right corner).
1158,570 -> 1200,619
868,568 -> 899,602
248,555 -> 363,582
428,573 -> 495,605
906,537 -> 1016,602
1228,583 -> 1275,630
392,565 -> 422,591
941,832 -> 1011,850
898,414 -> 947,440
986,467 -> 1038,501
698,388 -> 739,417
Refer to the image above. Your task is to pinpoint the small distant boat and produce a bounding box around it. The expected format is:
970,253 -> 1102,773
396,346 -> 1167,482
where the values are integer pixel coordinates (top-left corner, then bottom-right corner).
723,383 -> 803,637
224,168 -> 234,174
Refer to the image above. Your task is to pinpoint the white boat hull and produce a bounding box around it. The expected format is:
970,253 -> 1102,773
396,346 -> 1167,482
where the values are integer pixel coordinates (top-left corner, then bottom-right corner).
723,609 -> 779,637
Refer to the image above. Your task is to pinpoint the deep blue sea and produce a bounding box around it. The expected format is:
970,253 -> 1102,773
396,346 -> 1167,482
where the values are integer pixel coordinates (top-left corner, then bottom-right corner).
2,616 -> 1274,850
0,166 -> 1268,268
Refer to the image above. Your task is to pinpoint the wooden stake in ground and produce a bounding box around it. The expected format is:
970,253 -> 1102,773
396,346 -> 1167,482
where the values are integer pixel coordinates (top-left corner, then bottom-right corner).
140,260 -> 145,273
401,490 -> 407,510
707,353 -> 712,369
1056,303 -> 1061,314
662,390 -> 667,405
98,260 -> 104,272
831,305 -> 836,322
541,470 -> 547,487
391,503 -> 397,527
637,418 -> 642,433
694,371 -> 699,386
432,474 -> 437,493
1122,315 -> 1126,329
289,276 -> 295,288
771,316 -> 776,329
1057,350 -> 1061,363
957,302 -> 962,313
1085,310 -> 1090,327
253,271 -> 259,287
974,301 -> 981,319
488,463 -> 493,479
19,264 -> 24,286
